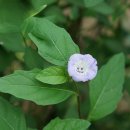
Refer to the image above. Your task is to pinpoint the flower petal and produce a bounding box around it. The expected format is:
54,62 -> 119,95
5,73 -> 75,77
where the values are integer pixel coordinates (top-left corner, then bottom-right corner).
68,53 -> 98,82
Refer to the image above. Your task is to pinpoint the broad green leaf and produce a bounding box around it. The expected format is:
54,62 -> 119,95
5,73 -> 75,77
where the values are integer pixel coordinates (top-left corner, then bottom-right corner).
44,118 -> 91,130
91,2 -> 114,15
24,47 -> 44,69
0,0 -> 46,52
0,0 -> 46,33
0,0 -> 26,52
22,17 -> 80,66
0,33 -> 24,52
27,128 -> 37,130
0,0 -> 27,34
36,66 -> 68,85
88,53 -> 125,121
0,69 -> 75,105
84,0 -> 104,7
0,97 -> 26,130
0,24 -> 19,34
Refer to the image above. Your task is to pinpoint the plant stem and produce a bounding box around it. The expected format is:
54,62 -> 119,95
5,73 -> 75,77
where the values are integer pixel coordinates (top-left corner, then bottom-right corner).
77,94 -> 81,119
73,81 -> 82,119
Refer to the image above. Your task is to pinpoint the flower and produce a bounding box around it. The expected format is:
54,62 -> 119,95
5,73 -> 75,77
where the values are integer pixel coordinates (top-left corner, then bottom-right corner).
68,54 -> 98,82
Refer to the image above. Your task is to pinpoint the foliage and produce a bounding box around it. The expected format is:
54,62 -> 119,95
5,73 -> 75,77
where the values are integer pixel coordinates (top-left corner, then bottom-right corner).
0,0 -> 129,130
0,97 -> 26,130
44,118 -> 90,130
88,53 -> 125,121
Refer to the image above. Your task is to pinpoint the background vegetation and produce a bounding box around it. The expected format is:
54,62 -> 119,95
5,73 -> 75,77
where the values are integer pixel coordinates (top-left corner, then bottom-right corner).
0,0 -> 130,130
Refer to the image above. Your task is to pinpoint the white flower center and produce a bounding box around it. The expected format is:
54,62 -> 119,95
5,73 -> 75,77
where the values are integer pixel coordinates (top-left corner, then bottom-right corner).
74,60 -> 88,75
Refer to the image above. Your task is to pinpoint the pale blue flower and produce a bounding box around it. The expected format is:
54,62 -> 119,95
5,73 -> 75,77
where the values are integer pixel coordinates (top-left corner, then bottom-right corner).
68,54 -> 98,82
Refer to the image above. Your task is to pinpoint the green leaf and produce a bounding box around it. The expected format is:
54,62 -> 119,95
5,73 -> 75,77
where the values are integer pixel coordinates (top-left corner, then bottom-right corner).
22,17 -> 80,66
88,53 -> 125,121
0,97 -> 26,130
36,66 -> 68,85
0,1 -> 25,52
28,0 -> 47,17
44,118 -> 91,130
0,0 -> 46,34
91,2 -> 114,15
0,33 -> 24,52
84,0 -> 104,7
27,128 -> 37,130
24,47 -> 44,69
0,69 -> 75,105
0,0 -> 46,52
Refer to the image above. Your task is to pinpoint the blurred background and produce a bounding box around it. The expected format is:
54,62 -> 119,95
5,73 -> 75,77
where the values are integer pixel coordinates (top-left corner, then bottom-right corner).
0,0 -> 130,130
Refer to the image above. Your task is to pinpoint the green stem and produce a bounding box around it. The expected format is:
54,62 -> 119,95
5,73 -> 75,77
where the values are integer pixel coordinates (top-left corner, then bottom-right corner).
73,81 -> 82,119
